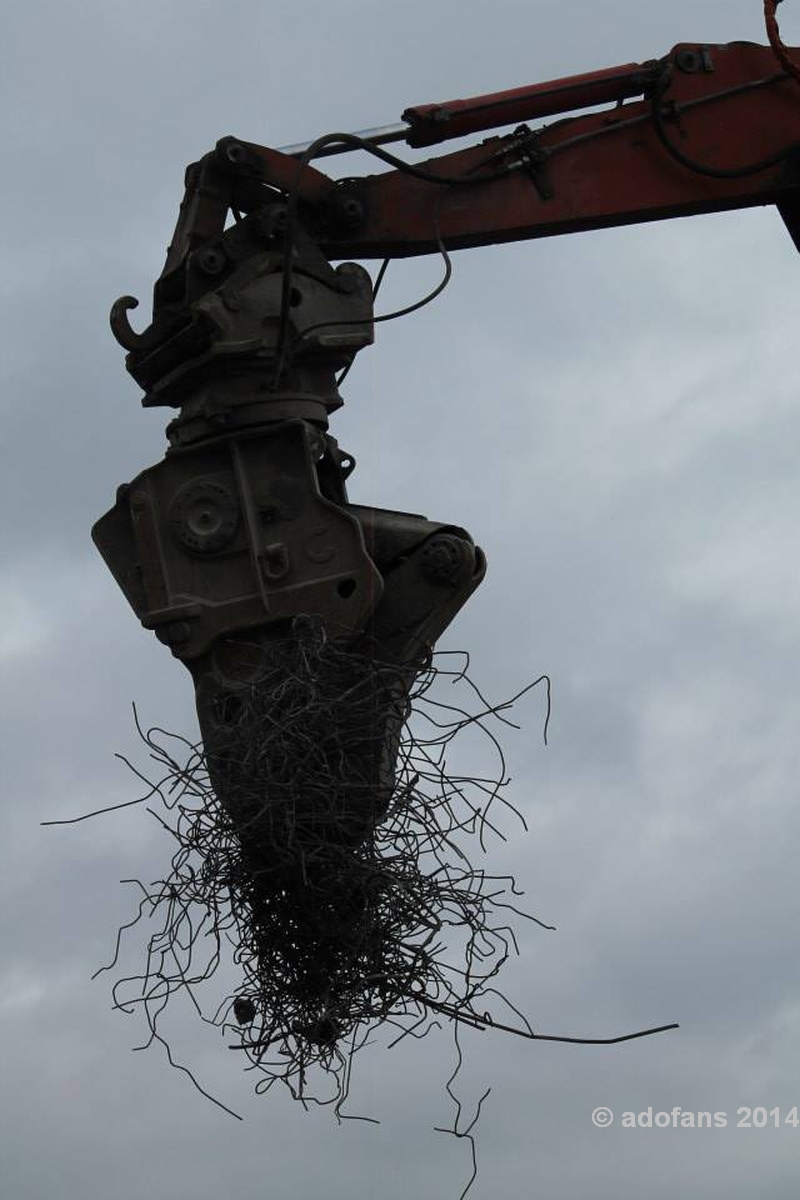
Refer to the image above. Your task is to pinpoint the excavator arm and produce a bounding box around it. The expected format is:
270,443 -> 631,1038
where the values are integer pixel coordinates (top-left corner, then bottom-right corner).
96,22 -> 800,795
136,38 -> 800,282
327,40 -> 800,257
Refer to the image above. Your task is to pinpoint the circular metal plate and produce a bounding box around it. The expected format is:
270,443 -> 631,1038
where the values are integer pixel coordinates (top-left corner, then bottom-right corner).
168,478 -> 239,553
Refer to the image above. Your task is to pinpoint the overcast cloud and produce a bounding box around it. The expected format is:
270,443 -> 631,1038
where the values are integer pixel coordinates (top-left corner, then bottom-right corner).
3,1 -> 800,1197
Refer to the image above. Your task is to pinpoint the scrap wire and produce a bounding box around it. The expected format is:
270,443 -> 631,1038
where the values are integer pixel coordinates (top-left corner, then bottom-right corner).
82,618 -> 674,1156
94,620 -> 553,1115
434,1025 -> 491,1200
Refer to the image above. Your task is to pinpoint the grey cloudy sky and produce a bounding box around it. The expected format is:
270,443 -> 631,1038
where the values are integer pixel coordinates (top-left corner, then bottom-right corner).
3,0 -> 800,1196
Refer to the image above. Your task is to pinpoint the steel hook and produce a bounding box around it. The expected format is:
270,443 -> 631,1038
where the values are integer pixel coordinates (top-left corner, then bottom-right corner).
110,295 -> 149,351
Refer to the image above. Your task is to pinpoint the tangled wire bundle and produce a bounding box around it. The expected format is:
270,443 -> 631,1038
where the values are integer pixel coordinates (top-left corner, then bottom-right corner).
97,618 -> 552,1115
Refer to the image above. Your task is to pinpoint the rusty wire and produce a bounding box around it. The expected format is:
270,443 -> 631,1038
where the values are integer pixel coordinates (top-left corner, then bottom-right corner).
92,617 -> 552,1117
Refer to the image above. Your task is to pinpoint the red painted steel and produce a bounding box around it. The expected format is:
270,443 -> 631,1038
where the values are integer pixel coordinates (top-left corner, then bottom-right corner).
402,61 -> 655,147
311,43 -> 800,259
